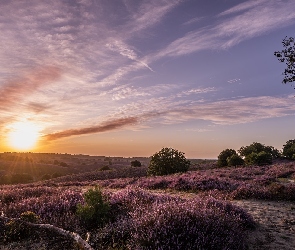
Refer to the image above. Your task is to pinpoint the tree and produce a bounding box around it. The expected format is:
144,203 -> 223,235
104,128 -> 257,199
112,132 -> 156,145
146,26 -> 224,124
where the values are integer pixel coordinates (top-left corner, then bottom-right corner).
245,151 -> 272,166
131,160 -> 142,167
274,36 -> 295,85
217,149 -> 237,167
238,142 -> 280,159
282,139 -> 295,160
148,147 -> 190,176
227,154 -> 244,167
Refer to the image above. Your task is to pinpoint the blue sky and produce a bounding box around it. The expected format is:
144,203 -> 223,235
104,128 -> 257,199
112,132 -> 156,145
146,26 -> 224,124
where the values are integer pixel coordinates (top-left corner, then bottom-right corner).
0,0 -> 295,158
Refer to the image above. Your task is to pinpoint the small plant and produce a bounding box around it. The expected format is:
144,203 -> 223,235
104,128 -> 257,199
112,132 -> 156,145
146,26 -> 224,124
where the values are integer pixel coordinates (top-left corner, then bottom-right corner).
20,211 -> 39,223
76,186 -> 110,229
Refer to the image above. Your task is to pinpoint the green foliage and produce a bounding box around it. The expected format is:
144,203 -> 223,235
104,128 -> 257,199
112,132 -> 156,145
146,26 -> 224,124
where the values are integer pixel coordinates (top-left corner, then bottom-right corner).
227,154 -> 244,167
217,149 -> 237,167
282,139 -> 295,160
274,36 -> 295,84
238,142 -> 280,159
245,151 -> 272,166
131,160 -> 142,167
148,148 -> 190,176
76,186 -> 110,229
20,211 -> 39,223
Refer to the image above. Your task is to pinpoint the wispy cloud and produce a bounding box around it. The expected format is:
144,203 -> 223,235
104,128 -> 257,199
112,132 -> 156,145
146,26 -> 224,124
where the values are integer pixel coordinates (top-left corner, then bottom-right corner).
178,87 -> 216,97
44,116 -> 140,141
0,66 -> 61,109
227,79 -> 241,84
106,40 -> 154,72
153,0 -> 295,58
43,94 -> 295,141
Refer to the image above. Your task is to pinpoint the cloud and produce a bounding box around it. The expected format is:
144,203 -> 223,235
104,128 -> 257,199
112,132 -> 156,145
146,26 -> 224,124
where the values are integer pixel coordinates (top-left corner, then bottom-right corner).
178,87 -> 216,97
106,40 -> 154,72
183,17 -> 203,26
44,116 -> 140,140
41,94 -> 295,141
218,0 -> 268,16
227,79 -> 241,84
153,0 -> 295,59
0,66 -> 61,109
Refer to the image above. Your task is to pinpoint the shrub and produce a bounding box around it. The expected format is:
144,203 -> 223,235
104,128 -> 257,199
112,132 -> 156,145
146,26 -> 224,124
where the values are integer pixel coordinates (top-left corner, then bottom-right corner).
217,149 -> 237,167
282,139 -> 295,160
20,211 -> 39,223
148,148 -> 190,176
131,160 -> 142,167
76,186 -> 110,229
99,165 -> 111,171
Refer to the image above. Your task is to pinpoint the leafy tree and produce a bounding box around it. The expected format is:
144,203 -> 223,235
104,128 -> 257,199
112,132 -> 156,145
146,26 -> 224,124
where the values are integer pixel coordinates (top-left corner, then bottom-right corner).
227,154 -> 244,167
148,147 -> 190,176
238,142 -> 280,159
217,149 -> 237,167
274,36 -> 295,84
282,139 -> 295,160
245,151 -> 272,166
131,160 -> 142,167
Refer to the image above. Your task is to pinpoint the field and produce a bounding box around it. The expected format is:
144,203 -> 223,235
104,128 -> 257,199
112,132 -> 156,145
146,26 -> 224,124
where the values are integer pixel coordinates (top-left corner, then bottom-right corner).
0,154 -> 295,249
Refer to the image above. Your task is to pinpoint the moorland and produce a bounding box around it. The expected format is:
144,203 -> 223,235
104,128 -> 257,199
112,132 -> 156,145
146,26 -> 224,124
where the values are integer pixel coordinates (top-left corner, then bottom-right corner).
0,151 -> 294,249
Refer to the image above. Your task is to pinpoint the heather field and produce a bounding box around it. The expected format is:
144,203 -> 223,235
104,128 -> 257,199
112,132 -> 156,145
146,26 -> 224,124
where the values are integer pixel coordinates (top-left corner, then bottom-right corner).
0,161 -> 295,249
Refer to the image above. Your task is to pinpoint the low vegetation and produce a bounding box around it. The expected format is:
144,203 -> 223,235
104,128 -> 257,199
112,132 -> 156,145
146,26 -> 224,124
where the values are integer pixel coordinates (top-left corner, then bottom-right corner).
0,141 -> 295,249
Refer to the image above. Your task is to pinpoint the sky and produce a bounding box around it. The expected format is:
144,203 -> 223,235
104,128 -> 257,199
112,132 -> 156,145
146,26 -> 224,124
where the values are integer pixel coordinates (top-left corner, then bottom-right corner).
0,0 -> 295,158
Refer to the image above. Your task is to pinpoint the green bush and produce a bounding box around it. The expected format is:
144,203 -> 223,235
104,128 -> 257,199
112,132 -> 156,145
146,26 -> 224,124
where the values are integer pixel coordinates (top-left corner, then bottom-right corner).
282,139 -> 295,160
217,149 -> 237,167
227,154 -> 244,166
148,148 -> 190,176
245,151 -> 272,166
238,142 -> 280,159
131,160 -> 142,167
76,186 -> 110,229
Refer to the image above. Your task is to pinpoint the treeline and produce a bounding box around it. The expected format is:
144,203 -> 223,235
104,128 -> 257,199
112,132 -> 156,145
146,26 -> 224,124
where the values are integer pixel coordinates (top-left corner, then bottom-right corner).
217,139 -> 295,167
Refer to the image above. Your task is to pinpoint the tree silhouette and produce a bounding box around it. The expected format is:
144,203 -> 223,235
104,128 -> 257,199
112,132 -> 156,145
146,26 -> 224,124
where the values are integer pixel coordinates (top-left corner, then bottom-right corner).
274,36 -> 295,85
148,147 -> 190,176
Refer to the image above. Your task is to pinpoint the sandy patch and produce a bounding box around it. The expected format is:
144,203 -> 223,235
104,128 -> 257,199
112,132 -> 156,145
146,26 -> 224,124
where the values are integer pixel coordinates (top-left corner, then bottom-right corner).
232,200 -> 295,250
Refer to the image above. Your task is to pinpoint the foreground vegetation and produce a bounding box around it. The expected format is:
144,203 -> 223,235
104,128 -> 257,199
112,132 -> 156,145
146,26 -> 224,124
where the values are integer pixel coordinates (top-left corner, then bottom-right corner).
0,158 -> 294,249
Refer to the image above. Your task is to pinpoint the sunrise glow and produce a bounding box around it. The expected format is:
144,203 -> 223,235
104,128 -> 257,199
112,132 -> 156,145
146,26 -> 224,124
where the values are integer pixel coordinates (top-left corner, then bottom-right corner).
7,122 -> 40,151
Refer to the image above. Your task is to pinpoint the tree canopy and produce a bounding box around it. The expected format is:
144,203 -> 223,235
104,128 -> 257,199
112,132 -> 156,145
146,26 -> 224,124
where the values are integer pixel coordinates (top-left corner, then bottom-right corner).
282,139 -> 295,160
274,36 -> 295,85
148,147 -> 190,176
217,149 -> 237,167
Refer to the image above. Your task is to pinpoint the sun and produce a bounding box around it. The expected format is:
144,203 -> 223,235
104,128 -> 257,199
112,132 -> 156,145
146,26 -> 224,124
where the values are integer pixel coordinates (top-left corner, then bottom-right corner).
7,121 -> 40,151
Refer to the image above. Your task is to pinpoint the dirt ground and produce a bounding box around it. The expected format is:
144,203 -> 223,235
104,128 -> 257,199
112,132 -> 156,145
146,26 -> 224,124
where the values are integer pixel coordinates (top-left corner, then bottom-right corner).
232,200 -> 295,250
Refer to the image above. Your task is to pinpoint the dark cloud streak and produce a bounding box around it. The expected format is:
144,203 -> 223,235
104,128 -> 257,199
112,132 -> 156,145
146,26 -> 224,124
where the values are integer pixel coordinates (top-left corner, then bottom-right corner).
44,116 -> 140,141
